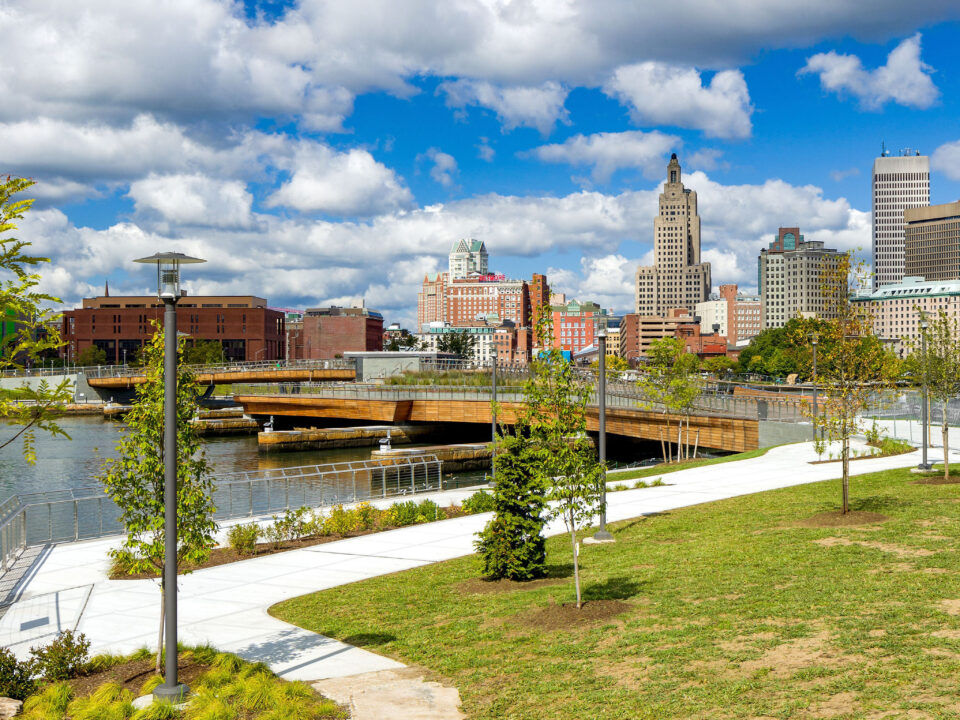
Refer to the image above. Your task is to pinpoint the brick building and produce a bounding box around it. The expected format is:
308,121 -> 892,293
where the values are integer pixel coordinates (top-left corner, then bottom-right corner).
694,283 -> 762,346
619,309 -> 697,360
551,300 -> 612,355
61,295 -> 285,363
300,306 -> 383,359
416,319 -> 531,365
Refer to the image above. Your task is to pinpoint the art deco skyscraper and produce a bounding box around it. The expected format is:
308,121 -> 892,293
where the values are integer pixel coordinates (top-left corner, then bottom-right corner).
872,149 -> 929,288
635,154 -> 711,315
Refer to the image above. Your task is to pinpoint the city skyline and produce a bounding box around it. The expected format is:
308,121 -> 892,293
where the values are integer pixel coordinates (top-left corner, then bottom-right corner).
3,3 -> 960,328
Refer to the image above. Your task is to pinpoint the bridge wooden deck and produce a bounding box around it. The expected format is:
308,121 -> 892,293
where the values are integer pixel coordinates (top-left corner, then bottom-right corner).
88,367 -> 355,389
235,395 -> 759,453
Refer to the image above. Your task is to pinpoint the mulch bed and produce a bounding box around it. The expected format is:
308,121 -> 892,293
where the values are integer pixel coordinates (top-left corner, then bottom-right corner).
795,510 -> 890,528
913,475 -> 960,485
809,449 -> 913,465
68,657 -> 210,698
515,600 -> 633,630
457,576 -> 564,595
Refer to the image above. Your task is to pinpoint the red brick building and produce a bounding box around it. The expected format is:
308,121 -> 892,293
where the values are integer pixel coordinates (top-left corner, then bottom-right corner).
300,306 -> 384,359
62,295 -> 285,363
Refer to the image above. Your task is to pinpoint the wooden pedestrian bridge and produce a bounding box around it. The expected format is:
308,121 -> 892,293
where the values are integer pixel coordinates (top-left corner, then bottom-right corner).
233,382 -> 807,453
86,359 -> 356,390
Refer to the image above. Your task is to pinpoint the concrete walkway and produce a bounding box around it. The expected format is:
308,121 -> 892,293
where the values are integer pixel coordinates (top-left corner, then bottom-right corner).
0,434 -> 947,687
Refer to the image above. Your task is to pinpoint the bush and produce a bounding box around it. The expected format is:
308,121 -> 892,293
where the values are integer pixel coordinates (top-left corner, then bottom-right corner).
227,523 -> 260,556
384,501 -> 420,527
354,502 -> 379,531
272,507 -> 309,543
20,682 -> 72,720
29,630 -> 91,682
107,549 -> 137,576
878,437 -> 912,455
475,432 -> 547,581
263,522 -> 286,550
462,490 -> 496,514
324,505 -> 360,535
0,646 -> 35,700
415,499 -> 442,523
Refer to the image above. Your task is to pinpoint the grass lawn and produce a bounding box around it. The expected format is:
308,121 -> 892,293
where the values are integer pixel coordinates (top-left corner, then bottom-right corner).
608,445 -> 774,482
271,465 -> 960,719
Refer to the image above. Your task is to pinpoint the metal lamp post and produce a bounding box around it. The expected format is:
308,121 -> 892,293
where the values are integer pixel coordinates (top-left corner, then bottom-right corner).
591,330 -> 614,542
919,316 -> 931,471
490,346 -> 497,484
133,251 -> 206,702
809,332 -> 819,442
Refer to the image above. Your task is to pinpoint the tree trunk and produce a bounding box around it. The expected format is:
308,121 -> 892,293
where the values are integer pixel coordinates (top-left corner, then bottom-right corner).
841,434 -> 850,515
943,407 -> 950,481
659,429 -> 667,464
569,510 -> 581,610
156,579 -> 165,675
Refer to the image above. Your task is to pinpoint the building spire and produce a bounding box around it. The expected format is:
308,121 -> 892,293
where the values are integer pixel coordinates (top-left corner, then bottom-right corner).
104,279 -> 109,297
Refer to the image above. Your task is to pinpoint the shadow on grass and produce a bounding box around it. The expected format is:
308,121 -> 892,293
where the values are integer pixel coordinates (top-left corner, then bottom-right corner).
850,494 -> 903,513
543,563 -> 574,579
341,632 -> 397,647
583,575 -> 644,602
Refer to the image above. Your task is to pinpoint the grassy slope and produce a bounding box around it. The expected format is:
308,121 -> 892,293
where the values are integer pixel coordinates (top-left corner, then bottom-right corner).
272,466 -> 960,720
608,445 -> 774,482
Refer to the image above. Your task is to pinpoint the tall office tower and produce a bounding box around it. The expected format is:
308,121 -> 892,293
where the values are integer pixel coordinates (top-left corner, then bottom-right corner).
635,154 -> 711,315
904,201 -> 960,281
448,238 -> 488,278
872,149 -> 929,288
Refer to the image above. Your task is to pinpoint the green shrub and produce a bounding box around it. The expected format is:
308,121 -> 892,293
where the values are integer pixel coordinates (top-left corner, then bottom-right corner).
354,502 -> 379,530
0,646 -> 35,700
263,522 -> 286,550
865,419 -> 883,446
633,480 -> 650,489
227,523 -> 260,556
384,500 -> 420,527
462,490 -> 496,514
132,698 -> 179,719
650,478 -> 666,487
415,499 -> 442,523
878,437 -> 912,455
108,549 -> 137,576
85,652 -> 127,674
324,504 -> 358,535
475,432 -> 547,581
66,682 -> 134,720
30,630 -> 91,681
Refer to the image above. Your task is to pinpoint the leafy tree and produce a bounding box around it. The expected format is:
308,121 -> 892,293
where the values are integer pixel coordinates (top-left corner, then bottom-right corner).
183,339 -> 223,365
637,338 -> 702,462
0,177 -> 72,463
385,334 -> 420,351
809,253 -> 899,513
589,354 -> 630,372
907,310 -> 960,480
98,324 -> 217,671
702,355 -> 735,376
436,330 -> 477,359
75,345 -> 107,366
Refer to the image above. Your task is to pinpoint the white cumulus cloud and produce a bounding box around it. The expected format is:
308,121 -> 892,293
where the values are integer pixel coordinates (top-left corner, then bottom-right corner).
266,145 -> 414,217
798,33 -> 939,110
604,63 -> 753,139
528,130 -> 679,183
439,79 -> 569,134
932,140 -> 960,181
128,174 -> 255,229
423,148 -> 459,188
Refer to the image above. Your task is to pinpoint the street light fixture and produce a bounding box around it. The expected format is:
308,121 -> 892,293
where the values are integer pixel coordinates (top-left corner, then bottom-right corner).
490,345 -> 497,485
591,329 -> 614,542
133,251 -> 206,703
919,315 -> 931,471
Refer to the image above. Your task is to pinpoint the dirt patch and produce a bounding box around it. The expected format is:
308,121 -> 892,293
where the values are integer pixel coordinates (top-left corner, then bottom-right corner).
913,475 -> 960,485
596,657 -> 655,690
68,657 -> 210,698
739,631 -> 862,678
808,691 -> 859,718
940,599 -> 960,616
457,576 -> 563,595
813,537 -> 934,558
516,600 -> 633,631
931,629 -> 960,639
797,511 -> 889,528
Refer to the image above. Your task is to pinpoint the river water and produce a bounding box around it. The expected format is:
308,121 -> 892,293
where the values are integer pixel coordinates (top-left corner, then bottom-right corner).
0,416 -> 488,502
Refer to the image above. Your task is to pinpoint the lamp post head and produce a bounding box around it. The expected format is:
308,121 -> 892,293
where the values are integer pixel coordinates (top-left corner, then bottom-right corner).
920,319 -> 929,331
809,331 -> 819,346
134,251 -> 206,300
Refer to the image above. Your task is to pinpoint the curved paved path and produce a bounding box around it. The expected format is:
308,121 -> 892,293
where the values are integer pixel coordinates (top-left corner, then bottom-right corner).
0,433 -> 947,685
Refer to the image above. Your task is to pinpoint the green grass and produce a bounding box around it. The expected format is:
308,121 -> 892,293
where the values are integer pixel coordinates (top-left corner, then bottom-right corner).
383,369 -> 494,386
608,445 -> 774,482
271,464 -> 960,719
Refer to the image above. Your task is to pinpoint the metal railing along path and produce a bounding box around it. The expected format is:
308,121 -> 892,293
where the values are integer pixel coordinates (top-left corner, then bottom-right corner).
0,454 -> 442,578
87,358 -> 355,380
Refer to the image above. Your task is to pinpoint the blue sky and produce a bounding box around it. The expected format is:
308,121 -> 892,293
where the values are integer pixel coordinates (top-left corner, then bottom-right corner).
2,1 -> 960,328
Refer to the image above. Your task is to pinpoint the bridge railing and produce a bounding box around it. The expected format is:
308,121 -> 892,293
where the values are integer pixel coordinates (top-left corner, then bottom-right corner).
232,381 -> 807,422
0,454 -> 442,578
86,358 -> 355,379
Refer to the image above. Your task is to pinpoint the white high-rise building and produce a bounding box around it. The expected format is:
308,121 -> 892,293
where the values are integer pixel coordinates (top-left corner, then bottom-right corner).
872,150 -> 929,289
448,239 -> 488,279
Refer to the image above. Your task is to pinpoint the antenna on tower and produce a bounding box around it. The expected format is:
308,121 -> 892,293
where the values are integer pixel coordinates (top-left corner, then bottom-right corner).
881,141 -> 888,157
